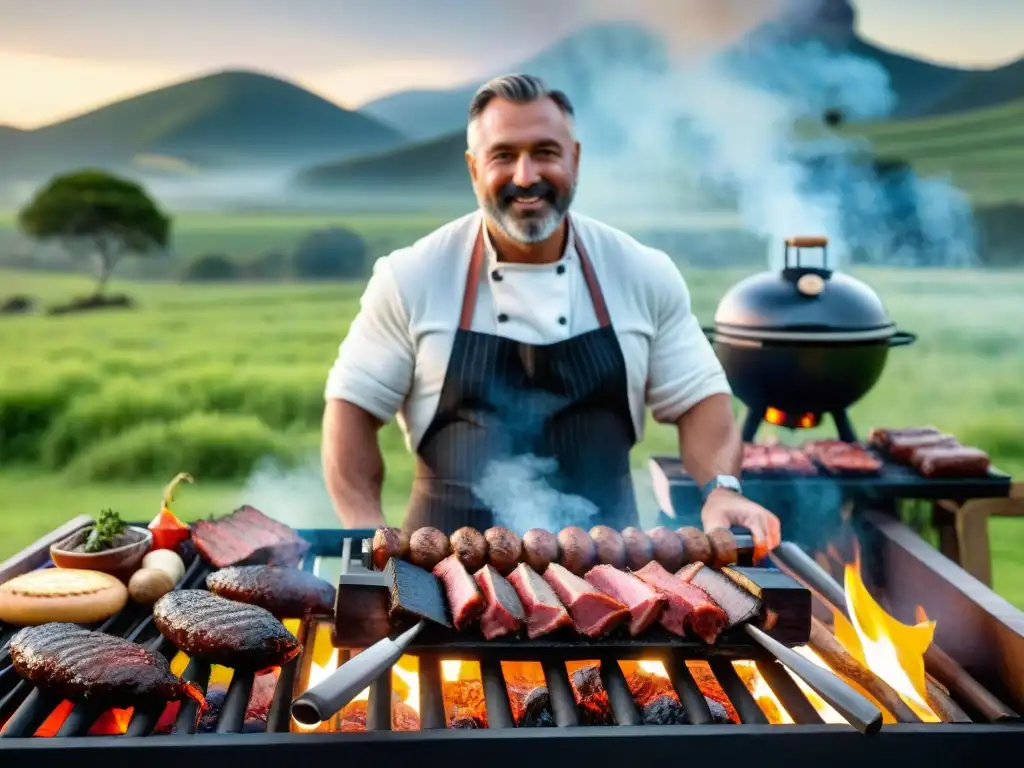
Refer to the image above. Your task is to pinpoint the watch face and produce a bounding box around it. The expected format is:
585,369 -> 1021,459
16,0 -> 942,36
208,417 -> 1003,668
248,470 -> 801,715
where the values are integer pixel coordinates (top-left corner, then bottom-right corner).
711,475 -> 742,496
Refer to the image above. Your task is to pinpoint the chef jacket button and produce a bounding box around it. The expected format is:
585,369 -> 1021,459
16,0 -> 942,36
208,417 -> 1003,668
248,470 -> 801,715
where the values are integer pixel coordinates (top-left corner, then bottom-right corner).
491,269 -> 503,281
497,313 -> 509,323
556,264 -> 566,275
558,316 -> 567,325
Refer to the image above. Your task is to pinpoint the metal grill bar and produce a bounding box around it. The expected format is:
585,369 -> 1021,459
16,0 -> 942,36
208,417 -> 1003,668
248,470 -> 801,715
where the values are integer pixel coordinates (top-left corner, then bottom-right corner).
480,658 -> 514,729
755,659 -> 825,725
708,660 -> 768,724
540,660 -> 579,727
599,661 -> 641,726
1,689 -> 61,737
217,673 -> 256,734
366,672 -> 392,731
0,679 -> 31,723
173,660 -> 211,734
54,704 -> 103,737
125,704 -> 165,737
665,652 -> 713,725
267,616 -> 314,733
417,654 -> 447,729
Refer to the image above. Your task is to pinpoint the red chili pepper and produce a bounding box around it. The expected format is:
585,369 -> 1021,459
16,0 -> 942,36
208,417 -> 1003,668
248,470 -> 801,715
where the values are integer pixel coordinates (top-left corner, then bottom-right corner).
148,472 -> 193,551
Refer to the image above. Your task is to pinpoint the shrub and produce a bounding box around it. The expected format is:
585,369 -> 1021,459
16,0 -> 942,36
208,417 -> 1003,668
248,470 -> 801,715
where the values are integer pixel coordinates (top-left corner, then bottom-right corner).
292,227 -> 367,279
184,253 -> 238,282
65,412 -> 300,481
0,367 -> 99,461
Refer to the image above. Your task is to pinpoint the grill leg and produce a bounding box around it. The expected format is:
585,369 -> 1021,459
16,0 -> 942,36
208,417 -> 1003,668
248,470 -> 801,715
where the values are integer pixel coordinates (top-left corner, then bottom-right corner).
741,408 -> 763,443
831,410 -> 857,443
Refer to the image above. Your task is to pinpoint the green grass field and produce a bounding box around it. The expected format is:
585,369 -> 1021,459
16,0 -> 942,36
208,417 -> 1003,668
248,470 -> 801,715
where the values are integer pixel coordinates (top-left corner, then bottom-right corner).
2,261 -> 1023,603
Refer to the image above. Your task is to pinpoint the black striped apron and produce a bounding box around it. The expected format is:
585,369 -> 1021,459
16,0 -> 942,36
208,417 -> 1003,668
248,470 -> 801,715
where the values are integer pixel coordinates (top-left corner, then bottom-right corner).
404,217 -> 639,535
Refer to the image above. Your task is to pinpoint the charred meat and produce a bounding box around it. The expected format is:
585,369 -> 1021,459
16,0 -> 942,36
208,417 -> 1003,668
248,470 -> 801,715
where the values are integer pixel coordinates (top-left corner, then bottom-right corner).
154,590 -> 301,669
206,565 -> 336,619
634,561 -> 728,644
474,564 -> 525,640
192,505 -> 310,568
10,623 -> 205,710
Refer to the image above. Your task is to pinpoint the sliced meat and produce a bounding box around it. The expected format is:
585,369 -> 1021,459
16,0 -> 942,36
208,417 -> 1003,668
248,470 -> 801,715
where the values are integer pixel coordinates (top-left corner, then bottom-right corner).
191,506 -> 310,568
473,565 -> 525,640
154,590 -> 301,670
10,623 -> 205,710
584,565 -> 665,635
633,561 -> 728,644
206,565 -> 336,618
506,563 -> 572,639
432,555 -> 484,631
541,563 -> 629,637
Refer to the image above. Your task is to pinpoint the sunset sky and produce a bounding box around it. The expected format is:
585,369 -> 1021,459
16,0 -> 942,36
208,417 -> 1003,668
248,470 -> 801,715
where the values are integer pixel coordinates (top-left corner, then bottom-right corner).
2,0 -> 1022,129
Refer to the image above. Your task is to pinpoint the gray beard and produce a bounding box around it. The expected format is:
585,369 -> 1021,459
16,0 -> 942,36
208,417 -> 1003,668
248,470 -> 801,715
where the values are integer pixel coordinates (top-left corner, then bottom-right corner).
478,181 -> 576,245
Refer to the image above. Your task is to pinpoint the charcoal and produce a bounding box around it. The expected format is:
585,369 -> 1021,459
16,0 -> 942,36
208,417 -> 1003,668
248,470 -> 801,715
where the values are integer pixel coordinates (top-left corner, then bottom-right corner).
450,715 -> 485,729
706,697 -> 732,723
571,665 -> 603,699
517,687 -> 555,727
642,695 -> 688,725
577,693 -> 615,725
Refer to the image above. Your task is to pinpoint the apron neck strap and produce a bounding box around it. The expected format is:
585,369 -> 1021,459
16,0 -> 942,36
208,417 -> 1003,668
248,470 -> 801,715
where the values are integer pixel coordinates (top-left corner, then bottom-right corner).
460,216 -> 612,331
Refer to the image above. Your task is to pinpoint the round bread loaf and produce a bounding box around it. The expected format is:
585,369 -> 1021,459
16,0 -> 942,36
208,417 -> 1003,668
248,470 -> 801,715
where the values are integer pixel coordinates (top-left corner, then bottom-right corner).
0,568 -> 129,626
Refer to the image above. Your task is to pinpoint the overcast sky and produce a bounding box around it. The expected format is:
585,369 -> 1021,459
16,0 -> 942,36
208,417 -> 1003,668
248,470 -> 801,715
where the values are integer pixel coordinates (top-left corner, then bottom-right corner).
2,0 -> 1022,128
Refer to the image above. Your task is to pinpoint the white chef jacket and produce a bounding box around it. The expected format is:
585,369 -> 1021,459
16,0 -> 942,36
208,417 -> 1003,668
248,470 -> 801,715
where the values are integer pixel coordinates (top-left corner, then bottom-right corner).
325,210 -> 731,452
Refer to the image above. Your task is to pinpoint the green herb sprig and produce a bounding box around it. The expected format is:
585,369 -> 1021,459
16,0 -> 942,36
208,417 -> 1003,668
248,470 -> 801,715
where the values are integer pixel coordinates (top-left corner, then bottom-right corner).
84,509 -> 126,553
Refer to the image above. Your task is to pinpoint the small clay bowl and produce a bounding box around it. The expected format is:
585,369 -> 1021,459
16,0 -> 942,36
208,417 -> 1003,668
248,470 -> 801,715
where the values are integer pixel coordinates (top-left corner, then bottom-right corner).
50,526 -> 153,581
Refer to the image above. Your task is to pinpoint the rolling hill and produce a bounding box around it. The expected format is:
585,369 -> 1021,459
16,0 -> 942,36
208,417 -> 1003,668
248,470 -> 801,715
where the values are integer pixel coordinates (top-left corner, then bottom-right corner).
0,70 -> 406,183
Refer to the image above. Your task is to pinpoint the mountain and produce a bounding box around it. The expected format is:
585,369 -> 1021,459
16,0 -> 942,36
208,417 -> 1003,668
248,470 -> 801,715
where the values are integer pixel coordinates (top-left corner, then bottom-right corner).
0,70 -> 406,182
361,22 -> 670,142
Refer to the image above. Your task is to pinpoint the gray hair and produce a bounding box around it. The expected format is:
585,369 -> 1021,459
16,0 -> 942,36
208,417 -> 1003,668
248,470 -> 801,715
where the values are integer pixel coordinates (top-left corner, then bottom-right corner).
466,74 -> 575,152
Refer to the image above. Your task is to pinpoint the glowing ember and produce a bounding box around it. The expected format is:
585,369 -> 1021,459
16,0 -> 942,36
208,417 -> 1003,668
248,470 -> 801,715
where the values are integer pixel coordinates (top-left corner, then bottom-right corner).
838,562 -> 940,722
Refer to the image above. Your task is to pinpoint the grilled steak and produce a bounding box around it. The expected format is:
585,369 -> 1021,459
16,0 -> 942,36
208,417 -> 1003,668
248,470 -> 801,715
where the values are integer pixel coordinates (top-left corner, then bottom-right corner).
584,565 -> 665,636
474,565 -> 525,640
634,561 -> 728,644
206,565 -> 336,619
154,590 -> 301,670
191,506 -> 310,568
542,563 -> 629,637
10,623 -> 205,709
507,563 -> 572,639
433,555 -> 484,630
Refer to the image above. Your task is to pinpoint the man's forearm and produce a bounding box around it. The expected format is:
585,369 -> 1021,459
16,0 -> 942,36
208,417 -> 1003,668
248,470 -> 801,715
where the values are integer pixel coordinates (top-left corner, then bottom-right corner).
676,393 -> 742,487
322,400 -> 388,528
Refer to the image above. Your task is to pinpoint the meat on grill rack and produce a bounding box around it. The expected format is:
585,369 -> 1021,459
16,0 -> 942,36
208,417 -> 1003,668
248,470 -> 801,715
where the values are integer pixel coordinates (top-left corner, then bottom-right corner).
205,565 -> 336,619
191,506 -> 310,568
153,590 -> 302,669
9,623 -> 205,710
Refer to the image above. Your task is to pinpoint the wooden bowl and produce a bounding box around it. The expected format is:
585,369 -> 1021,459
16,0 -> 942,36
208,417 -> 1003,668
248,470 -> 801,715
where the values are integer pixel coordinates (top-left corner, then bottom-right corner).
50,526 -> 153,581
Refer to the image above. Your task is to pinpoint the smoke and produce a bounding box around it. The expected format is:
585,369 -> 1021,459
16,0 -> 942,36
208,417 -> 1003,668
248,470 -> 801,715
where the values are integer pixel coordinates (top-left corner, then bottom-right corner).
471,453 -> 600,535
233,455 -> 336,528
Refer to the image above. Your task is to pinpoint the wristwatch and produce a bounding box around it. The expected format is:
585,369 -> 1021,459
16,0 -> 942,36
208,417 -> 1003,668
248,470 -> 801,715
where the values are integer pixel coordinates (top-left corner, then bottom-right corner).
701,474 -> 743,503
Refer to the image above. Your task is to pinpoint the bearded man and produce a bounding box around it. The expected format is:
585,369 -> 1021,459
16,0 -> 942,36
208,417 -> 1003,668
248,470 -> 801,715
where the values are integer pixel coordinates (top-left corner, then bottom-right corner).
321,73 -> 781,560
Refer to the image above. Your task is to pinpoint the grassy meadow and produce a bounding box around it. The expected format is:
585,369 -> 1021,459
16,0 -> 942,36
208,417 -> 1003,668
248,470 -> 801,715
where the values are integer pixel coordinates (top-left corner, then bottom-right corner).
1,223 -> 1023,603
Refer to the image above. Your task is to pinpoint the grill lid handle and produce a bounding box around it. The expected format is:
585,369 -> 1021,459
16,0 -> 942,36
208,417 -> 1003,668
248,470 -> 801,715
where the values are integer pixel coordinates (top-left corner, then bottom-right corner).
783,236 -> 832,281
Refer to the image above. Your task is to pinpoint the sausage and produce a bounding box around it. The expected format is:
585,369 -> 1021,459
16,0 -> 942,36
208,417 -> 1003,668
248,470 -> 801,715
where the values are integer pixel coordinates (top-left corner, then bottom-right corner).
589,526 -> 626,569
557,527 -> 597,576
484,527 -> 522,575
647,527 -> 685,572
409,527 -> 451,571
676,527 -> 713,566
450,527 -> 488,571
620,527 -> 654,570
371,527 -> 410,570
522,529 -> 560,573
913,446 -> 990,478
888,433 -> 957,463
706,529 -> 738,569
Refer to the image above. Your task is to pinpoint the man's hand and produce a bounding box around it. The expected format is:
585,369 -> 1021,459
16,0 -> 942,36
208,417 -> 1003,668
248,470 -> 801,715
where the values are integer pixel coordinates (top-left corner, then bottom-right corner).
701,489 -> 781,563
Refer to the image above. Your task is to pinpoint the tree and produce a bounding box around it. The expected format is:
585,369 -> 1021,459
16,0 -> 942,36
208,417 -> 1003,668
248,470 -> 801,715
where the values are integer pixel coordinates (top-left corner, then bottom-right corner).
292,227 -> 367,279
184,253 -> 237,282
18,170 -> 171,297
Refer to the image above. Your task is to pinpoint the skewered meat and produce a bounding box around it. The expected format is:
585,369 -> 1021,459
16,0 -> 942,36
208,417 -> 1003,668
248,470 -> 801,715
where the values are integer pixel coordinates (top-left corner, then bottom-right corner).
192,505 -> 310,568
10,623 -> 205,709
153,590 -> 301,670
676,527 -> 713,566
705,529 -> 738,569
522,528 -> 560,573
450,527 -> 488,571
647,527 -> 685,571
542,563 -> 629,637
913,446 -> 991,478
557,527 -> 596,575
620,527 -> 654,570
584,565 -> 665,635
634,561 -> 728,644
506,563 -> 572,639
409,527 -> 451,570
588,526 -> 627,569
372,527 -> 411,570
206,565 -> 336,618
433,555 -> 484,630
484,527 -> 522,574
473,565 -> 525,640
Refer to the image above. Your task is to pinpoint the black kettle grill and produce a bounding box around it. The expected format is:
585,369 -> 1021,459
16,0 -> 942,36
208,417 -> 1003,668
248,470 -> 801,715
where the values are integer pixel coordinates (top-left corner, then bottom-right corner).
703,236 -> 916,442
